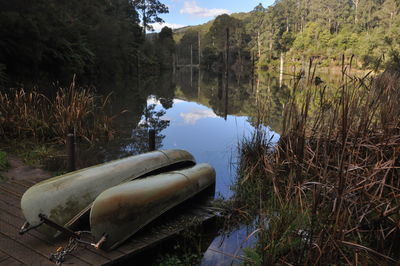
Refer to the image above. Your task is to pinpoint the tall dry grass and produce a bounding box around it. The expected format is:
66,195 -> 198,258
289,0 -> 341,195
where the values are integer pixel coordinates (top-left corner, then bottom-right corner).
235,62 -> 400,264
0,78 -> 117,143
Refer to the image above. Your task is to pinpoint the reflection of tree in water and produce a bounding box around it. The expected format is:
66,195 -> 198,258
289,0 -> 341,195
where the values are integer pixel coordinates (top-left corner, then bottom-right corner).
127,104 -> 170,154
159,97 -> 174,109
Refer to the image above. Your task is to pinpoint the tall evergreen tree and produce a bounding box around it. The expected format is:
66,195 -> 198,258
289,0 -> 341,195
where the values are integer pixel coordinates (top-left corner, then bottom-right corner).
131,0 -> 168,34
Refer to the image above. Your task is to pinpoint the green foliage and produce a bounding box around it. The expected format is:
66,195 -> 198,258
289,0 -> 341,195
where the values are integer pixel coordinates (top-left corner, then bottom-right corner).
176,0 -> 400,69
0,0 -> 172,83
131,0 -> 168,33
154,27 -> 176,69
293,22 -> 331,52
20,144 -> 56,168
241,247 -> 262,266
0,150 -> 9,181
0,86 -> 118,143
0,150 -> 9,172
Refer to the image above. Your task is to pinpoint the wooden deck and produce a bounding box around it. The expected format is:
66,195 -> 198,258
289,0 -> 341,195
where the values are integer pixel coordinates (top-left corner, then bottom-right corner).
0,174 -> 217,265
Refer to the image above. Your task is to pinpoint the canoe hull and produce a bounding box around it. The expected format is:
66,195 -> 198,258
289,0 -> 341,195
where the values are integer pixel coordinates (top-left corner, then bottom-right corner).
20,150 -> 195,236
90,163 -> 216,250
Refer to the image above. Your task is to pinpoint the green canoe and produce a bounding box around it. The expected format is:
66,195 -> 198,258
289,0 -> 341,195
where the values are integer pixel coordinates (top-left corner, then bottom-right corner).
20,150 -> 195,236
90,163 -> 216,250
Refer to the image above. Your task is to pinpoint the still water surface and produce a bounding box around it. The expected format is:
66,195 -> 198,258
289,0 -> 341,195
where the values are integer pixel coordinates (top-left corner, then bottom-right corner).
77,68 -> 341,264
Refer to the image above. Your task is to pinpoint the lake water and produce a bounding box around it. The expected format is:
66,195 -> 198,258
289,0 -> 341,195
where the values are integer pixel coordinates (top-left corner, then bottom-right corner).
76,68 -> 343,264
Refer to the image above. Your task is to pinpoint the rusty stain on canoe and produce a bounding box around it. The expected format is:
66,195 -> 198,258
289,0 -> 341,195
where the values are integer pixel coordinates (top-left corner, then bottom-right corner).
20,150 -> 195,236
90,163 -> 216,250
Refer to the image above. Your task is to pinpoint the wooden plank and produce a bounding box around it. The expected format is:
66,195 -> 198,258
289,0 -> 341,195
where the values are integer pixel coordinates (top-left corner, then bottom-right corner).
0,188 -> 22,207
0,185 -> 21,198
0,212 -> 109,266
0,191 -> 21,212
0,193 -> 94,264
17,178 -> 37,186
1,175 -> 217,266
117,239 -> 148,254
0,189 -> 120,264
0,232 -> 54,266
0,219 -> 93,266
0,257 -> 24,266
8,180 -> 31,189
0,199 -> 23,219
89,246 -> 126,261
0,250 -> 9,263
6,181 -> 29,192
0,193 -> 121,263
0,183 -> 25,197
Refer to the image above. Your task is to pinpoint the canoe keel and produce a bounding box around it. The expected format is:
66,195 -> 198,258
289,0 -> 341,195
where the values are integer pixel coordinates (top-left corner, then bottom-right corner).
19,150 -> 216,250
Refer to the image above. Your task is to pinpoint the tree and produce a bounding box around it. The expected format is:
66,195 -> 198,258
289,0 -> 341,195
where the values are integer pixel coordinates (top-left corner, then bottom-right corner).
131,0 -> 168,34
378,0 -> 400,28
0,0 -> 144,83
155,26 -> 175,69
248,3 -> 266,58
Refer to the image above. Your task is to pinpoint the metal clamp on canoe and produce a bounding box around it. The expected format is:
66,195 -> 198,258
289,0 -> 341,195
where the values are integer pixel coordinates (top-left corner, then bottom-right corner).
39,214 -> 81,239
19,221 -> 44,235
37,214 -> 108,249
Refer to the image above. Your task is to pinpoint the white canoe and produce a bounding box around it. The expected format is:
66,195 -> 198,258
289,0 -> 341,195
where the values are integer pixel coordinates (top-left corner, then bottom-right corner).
20,150 -> 195,236
90,163 -> 216,250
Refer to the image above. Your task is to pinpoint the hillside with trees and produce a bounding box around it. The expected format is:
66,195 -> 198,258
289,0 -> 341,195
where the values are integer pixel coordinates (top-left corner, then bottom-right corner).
175,0 -> 400,71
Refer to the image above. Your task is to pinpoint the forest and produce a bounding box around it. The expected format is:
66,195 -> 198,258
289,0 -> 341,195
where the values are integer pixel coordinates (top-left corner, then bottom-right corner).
2,0 -> 399,85
1,1 -> 400,264
175,0 -> 400,70
0,0 -> 174,85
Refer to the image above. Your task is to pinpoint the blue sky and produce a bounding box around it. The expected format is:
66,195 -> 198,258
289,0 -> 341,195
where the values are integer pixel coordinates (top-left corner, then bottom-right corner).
151,0 -> 274,31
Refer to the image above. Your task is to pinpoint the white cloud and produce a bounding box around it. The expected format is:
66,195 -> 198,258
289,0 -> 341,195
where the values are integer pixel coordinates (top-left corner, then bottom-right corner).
180,109 -> 218,124
150,22 -> 186,32
180,1 -> 230,17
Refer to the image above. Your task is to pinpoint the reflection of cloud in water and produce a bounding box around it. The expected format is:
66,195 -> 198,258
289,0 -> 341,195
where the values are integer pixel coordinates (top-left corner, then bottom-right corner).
147,97 -> 184,106
180,109 -> 218,124
173,99 -> 184,104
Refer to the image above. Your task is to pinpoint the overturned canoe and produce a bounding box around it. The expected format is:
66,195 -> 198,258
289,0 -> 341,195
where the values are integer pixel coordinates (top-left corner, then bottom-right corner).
20,150 -> 195,236
90,163 -> 216,250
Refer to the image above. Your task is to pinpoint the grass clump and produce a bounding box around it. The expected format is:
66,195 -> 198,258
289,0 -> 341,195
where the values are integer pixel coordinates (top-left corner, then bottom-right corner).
0,150 -> 10,181
0,150 -> 9,170
231,60 -> 400,265
0,76 -> 118,144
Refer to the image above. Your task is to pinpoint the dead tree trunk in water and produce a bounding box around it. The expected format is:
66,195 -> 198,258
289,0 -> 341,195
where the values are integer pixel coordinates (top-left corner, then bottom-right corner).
198,32 -> 201,65
280,53 -> 284,88
225,28 -> 229,77
224,28 -> 230,120
190,44 -> 193,66
257,31 -> 261,58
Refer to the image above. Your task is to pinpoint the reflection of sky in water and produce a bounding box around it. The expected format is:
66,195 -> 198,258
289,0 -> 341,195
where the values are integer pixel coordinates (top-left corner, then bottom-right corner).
201,226 -> 258,266
145,96 -> 279,264
147,96 -> 279,198
180,109 -> 218,125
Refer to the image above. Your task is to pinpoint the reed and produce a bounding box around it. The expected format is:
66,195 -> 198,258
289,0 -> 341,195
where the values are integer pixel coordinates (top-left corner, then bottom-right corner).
0,79 -> 117,143
234,62 -> 400,264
